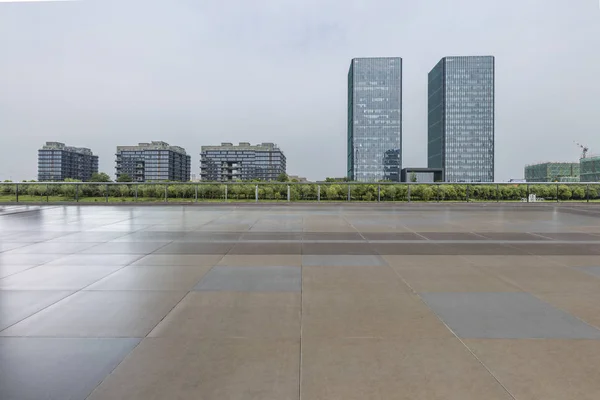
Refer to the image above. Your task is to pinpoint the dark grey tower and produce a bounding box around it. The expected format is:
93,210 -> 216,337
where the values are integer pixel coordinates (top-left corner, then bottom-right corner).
348,57 -> 402,182
428,56 -> 495,182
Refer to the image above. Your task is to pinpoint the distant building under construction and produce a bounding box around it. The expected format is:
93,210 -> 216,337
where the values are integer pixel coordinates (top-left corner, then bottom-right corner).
580,156 -> 600,182
524,162 -> 580,182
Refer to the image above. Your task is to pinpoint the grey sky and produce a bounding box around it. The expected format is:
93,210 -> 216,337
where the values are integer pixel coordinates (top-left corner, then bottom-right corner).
1,0 -> 599,181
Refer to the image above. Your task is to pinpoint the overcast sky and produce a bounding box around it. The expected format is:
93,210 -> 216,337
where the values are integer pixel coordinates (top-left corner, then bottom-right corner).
1,0 -> 599,181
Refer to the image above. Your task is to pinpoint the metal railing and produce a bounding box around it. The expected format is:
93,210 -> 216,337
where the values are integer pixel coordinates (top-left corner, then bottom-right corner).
0,181 -> 599,203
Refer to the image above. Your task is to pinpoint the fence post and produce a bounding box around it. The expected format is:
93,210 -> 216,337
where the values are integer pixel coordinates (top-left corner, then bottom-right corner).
46,184 -> 49,203
587,184 -> 590,203
164,185 -> 168,203
466,185 -> 470,203
195,185 -> 198,203
527,184 -> 530,203
347,184 -> 351,202
225,184 -> 228,201
15,183 -> 19,203
287,185 -> 290,202
317,185 -> 321,202
105,184 -> 108,203
134,185 -> 138,202
496,184 -> 499,202
377,184 -> 381,202
75,184 -> 79,202
407,185 -> 411,203
556,184 -> 559,203
255,185 -> 258,203
436,184 -> 439,202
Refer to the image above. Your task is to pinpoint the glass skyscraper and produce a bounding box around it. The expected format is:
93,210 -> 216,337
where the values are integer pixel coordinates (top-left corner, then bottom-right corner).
347,57 -> 402,182
428,56 -> 495,182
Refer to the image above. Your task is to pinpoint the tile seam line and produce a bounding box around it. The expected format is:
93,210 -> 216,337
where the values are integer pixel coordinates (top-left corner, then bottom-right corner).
0,242 -> 169,334
86,239 -> 225,399
386,264 -> 518,400
83,337 -> 145,400
487,267 -> 600,334
299,229 -> 304,400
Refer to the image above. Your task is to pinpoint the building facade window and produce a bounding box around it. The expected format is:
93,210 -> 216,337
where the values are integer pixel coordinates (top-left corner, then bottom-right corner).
37,142 -> 98,182
348,57 -> 402,182
199,143 -> 286,182
428,56 -> 495,182
115,142 -> 191,182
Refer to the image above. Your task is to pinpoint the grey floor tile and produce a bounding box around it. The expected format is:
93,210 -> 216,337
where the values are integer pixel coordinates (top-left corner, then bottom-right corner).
361,232 -> 425,241
131,254 -> 224,266
0,290 -> 74,331
0,253 -> 64,266
303,232 -> 364,241
80,242 -> 170,254
229,243 -> 302,255
576,266 -> 600,279
476,232 -> 550,241
155,242 -> 234,255
302,243 -> 375,255
0,337 -> 139,400
44,254 -> 143,266
110,232 -> 185,242
0,264 -> 37,279
0,265 -> 123,290
0,243 -> 35,253
85,338 -> 299,400
371,243 -> 446,255
510,243 -> 599,256
46,232 -> 130,243
1,290 -> 186,337
420,232 -> 486,240
85,265 -> 212,291
422,292 -> 600,339
302,255 -> 386,267
194,266 -> 301,292
4,242 -> 102,254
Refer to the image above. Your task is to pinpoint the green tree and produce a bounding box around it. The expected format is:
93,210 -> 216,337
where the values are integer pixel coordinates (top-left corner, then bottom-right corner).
116,174 -> 133,183
276,173 -> 289,182
89,172 -> 111,182
410,172 -> 417,183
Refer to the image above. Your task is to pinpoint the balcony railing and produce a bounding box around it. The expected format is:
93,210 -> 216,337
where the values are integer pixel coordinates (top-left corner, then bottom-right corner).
1,182 -> 600,204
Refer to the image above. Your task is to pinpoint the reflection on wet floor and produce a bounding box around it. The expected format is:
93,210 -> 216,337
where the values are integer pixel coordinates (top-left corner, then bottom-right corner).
1,204 -> 600,400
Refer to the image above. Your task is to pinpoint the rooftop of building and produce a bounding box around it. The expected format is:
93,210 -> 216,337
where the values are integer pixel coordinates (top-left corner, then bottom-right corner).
581,154 -> 600,161
39,142 -> 95,156
201,142 -> 283,152
116,141 -> 188,155
525,161 -> 580,167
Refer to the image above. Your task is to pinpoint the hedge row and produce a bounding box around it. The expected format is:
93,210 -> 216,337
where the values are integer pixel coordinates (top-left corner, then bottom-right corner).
0,183 -> 599,202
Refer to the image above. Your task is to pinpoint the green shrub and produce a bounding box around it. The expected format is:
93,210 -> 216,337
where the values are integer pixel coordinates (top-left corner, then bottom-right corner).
571,186 -> 586,200
558,185 -> 572,201
324,184 -> 343,200
0,184 -> 15,195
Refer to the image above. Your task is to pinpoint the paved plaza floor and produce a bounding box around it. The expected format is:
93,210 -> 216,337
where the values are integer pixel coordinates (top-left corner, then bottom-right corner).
1,204 -> 600,400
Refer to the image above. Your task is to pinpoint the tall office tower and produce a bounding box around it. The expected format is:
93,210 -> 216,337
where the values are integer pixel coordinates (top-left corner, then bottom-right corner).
347,57 -> 402,182
115,141 -> 191,182
200,142 -> 286,181
38,142 -> 98,182
428,56 -> 495,182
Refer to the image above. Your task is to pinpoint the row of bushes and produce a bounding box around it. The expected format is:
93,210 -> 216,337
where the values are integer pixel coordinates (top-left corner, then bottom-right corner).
0,183 -> 599,201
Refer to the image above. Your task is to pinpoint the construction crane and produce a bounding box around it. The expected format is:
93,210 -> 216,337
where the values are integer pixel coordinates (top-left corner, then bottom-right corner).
574,142 -> 589,159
